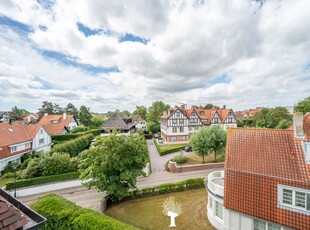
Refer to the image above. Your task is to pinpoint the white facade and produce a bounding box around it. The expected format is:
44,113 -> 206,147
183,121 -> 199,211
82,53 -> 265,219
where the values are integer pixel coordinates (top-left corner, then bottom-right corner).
135,120 -> 147,129
32,127 -> 52,153
67,117 -> 78,131
207,171 -> 292,230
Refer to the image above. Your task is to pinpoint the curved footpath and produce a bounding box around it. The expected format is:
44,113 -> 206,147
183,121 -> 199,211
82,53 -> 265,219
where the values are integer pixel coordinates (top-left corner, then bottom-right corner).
16,139 -> 223,211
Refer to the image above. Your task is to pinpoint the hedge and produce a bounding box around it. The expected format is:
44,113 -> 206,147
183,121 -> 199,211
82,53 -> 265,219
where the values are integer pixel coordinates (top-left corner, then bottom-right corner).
126,178 -> 205,200
52,129 -> 100,141
153,139 -> 188,156
51,134 -> 94,157
5,172 -> 80,190
32,194 -> 139,230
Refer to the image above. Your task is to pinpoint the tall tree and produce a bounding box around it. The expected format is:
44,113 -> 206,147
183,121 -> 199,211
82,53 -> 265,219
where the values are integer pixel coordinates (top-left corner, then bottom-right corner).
91,115 -> 104,128
190,126 -> 226,163
122,110 -> 131,117
53,103 -> 63,114
253,107 -> 292,129
79,133 -> 148,202
133,105 -> 147,120
79,106 -> 92,127
295,96 -> 310,114
38,101 -> 54,118
146,101 -> 170,133
10,106 -> 29,120
64,103 -> 78,117
204,103 -> 214,109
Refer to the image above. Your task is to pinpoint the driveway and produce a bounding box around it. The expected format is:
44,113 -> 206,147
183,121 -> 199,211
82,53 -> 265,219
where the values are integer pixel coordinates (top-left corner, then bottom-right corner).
146,139 -> 191,173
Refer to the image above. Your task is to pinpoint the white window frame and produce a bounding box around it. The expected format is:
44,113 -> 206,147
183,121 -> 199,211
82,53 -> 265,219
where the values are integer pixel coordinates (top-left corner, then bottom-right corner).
179,127 -> 184,133
173,119 -> 177,124
25,143 -> 30,148
180,136 -> 186,141
11,146 -> 17,153
278,184 -> 310,215
172,127 -> 177,133
176,112 -> 180,118
39,138 -> 45,145
215,200 -> 223,220
253,218 -> 281,230
171,136 -> 177,142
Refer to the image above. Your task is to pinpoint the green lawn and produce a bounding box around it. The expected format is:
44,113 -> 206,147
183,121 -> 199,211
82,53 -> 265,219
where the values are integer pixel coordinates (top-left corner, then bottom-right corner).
180,152 -> 225,166
104,189 -> 215,230
0,178 -> 13,187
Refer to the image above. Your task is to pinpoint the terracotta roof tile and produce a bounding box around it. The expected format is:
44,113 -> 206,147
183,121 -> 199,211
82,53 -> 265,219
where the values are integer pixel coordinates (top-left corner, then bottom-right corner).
38,114 -> 76,134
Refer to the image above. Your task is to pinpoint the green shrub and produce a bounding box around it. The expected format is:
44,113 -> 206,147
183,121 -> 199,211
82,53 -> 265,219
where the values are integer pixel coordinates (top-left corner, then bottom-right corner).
5,172 -> 80,190
172,155 -> 187,164
51,134 -> 94,157
52,129 -> 100,142
125,178 -> 205,200
21,152 -> 78,179
72,126 -> 89,133
32,194 -> 139,230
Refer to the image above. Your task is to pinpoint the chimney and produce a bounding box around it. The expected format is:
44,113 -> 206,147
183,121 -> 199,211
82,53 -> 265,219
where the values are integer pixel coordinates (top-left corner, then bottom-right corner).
293,112 -> 304,137
28,116 -> 31,122
63,113 -> 67,120
223,105 -> 226,109
44,113 -> 48,116
181,104 -> 185,110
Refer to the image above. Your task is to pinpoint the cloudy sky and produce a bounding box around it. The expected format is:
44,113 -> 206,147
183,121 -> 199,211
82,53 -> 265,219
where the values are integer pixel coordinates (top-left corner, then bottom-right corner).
0,0 -> 309,113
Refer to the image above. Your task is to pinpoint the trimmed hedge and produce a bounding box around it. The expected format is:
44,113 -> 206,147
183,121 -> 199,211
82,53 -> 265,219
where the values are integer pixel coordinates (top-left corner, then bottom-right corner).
153,139 -> 188,156
52,129 -> 100,141
32,194 -> 139,230
51,134 -> 94,157
126,178 -> 205,200
5,172 -> 79,190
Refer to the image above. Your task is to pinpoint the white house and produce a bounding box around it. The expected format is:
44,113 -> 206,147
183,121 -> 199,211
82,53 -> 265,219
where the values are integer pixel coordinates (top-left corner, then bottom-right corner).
0,122 -> 51,172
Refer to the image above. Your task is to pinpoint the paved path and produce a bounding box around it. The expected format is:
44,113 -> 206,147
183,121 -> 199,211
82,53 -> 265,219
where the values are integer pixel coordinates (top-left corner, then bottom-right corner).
18,167 -> 223,211
146,139 -> 190,173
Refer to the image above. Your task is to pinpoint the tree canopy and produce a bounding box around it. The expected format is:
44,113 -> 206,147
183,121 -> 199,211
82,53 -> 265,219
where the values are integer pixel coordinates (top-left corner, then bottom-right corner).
253,107 -> 292,129
146,101 -> 170,133
79,106 -> 92,127
91,115 -> 104,128
38,101 -> 63,118
10,106 -> 29,120
295,96 -> 310,114
190,126 -> 226,163
64,103 -> 79,117
133,105 -> 147,120
79,133 -> 148,202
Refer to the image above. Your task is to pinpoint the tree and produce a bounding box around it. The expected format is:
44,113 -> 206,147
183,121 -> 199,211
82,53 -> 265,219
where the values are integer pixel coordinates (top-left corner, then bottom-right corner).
146,101 -> 170,133
10,106 -> 29,120
295,96 -> 310,114
122,110 -> 131,117
53,103 -> 63,114
64,103 -> 78,117
253,107 -> 292,128
79,106 -> 92,127
276,119 -> 291,129
91,115 -> 104,128
147,121 -> 160,134
38,101 -> 54,118
190,126 -> 226,163
133,105 -> 147,120
79,133 -> 148,202
204,103 -> 213,109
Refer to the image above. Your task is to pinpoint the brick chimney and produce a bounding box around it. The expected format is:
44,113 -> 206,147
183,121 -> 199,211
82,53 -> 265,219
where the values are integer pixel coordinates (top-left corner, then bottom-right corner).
63,113 -> 67,120
44,113 -> 48,116
293,112 -> 304,137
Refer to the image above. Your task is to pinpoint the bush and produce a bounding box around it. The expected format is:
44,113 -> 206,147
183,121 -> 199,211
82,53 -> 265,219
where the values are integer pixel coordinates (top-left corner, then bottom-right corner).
5,172 -> 80,190
171,155 -> 187,164
52,130 -> 100,142
32,194 -> 139,230
21,152 -> 78,179
51,134 -> 94,157
72,126 -> 89,133
126,178 -> 205,200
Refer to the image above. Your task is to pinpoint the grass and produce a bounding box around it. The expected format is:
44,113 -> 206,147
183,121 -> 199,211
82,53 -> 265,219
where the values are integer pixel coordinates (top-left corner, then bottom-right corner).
154,139 -> 189,156
104,189 -> 215,230
180,152 -> 225,166
0,178 -> 13,187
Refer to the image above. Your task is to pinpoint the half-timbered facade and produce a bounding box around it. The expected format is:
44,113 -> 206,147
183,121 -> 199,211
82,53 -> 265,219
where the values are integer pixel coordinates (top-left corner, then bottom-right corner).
160,106 -> 237,143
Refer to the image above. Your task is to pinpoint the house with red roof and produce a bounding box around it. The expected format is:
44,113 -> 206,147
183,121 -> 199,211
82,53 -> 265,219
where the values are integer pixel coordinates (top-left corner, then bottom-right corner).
160,105 -> 237,143
206,112 -> 310,230
38,113 -> 79,135
0,122 -> 51,172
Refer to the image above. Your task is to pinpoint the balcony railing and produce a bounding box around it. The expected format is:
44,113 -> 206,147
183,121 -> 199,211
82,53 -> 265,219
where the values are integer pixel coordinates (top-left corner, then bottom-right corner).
207,170 -> 224,197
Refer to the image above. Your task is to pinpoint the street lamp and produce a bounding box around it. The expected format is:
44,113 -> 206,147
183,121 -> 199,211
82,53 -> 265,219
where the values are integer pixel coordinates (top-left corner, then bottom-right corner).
12,164 -> 17,198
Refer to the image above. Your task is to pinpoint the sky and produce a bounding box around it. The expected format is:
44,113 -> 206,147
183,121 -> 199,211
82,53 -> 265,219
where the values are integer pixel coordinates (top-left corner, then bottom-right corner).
0,0 -> 309,113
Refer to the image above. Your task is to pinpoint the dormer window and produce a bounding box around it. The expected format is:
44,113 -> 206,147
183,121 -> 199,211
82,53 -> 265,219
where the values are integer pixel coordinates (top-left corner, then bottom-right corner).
176,112 -> 180,118
52,120 -> 58,124
199,111 -> 205,116
303,142 -> 310,164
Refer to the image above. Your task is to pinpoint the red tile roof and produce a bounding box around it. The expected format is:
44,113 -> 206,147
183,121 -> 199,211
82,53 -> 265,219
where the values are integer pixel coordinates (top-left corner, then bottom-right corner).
38,114 -> 76,135
0,123 -> 31,147
224,116 -> 310,229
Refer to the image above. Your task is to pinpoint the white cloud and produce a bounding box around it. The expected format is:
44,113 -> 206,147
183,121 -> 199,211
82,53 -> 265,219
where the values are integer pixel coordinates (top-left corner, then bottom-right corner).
0,0 -> 309,112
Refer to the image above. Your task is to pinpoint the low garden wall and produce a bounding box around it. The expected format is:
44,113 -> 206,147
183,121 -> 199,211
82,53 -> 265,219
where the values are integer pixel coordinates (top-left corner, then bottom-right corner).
169,161 -> 224,173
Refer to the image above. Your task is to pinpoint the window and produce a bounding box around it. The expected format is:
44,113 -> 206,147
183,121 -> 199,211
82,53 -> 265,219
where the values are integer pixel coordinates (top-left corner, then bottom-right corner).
40,129 -> 43,134
180,119 -> 184,124
189,127 -> 192,131
173,119 -> 177,124
180,127 -> 184,132
176,112 -> 180,118
228,118 -> 233,123
254,218 -> 280,230
172,127 -> 177,133
25,143 -> 30,148
180,136 -> 186,141
199,111 -> 205,115
215,201 -> 223,220
213,118 -> 219,123
209,196 -> 213,209
11,146 -> 17,153
279,185 -> 310,213
171,136 -> 177,142
39,138 -> 44,145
